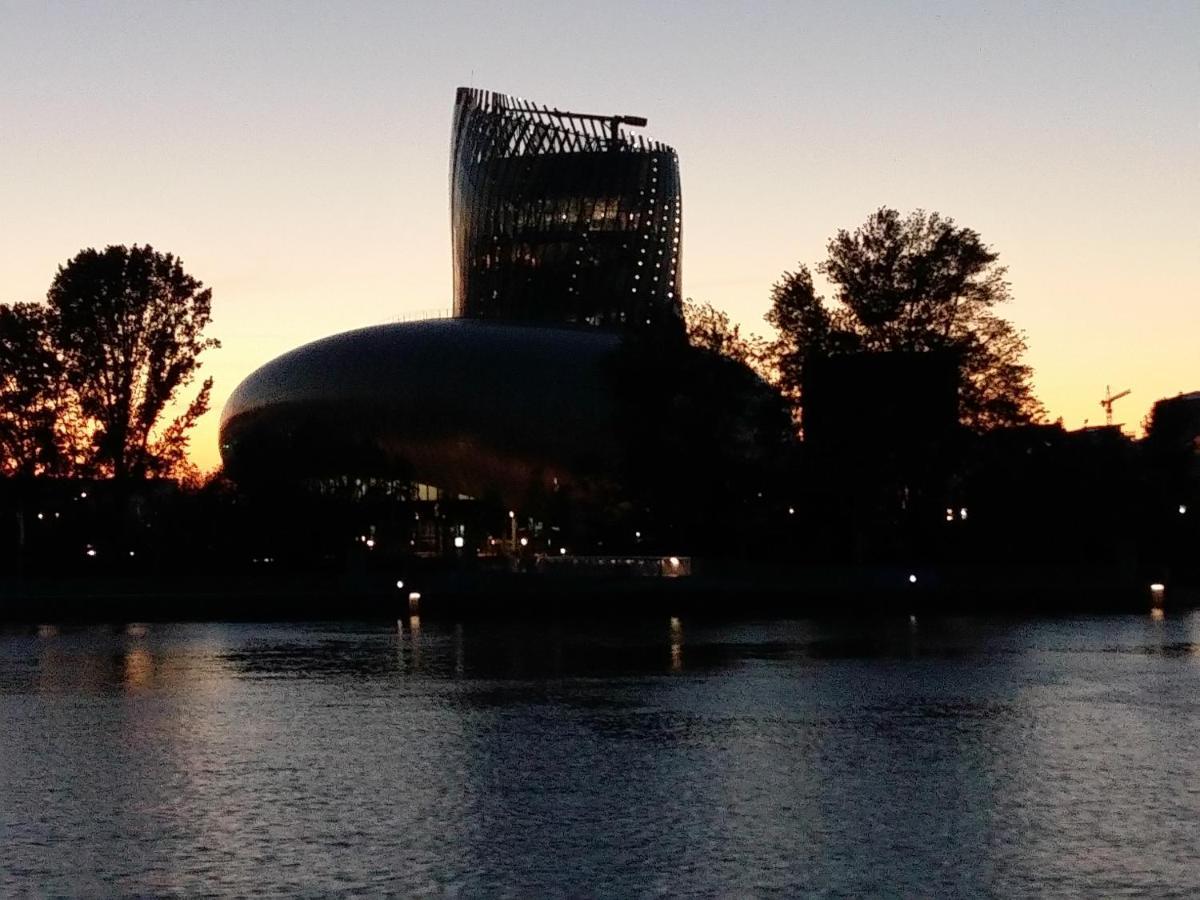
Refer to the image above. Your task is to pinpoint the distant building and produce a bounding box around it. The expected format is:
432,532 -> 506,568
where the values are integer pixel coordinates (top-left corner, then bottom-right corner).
802,351 -> 959,459
1143,390 -> 1200,515
1145,391 -> 1200,456
219,89 -> 781,552
451,87 -> 683,332
793,351 -> 960,562
960,421 -> 1141,567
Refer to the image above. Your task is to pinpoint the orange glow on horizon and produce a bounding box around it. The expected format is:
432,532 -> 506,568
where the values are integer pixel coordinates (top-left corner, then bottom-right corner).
1,3 -> 1194,475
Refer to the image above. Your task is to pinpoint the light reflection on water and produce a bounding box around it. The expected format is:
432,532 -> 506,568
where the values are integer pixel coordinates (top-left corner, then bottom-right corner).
3,613 -> 1200,895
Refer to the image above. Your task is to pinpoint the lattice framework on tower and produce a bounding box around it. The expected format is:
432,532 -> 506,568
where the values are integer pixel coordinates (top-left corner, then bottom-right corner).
451,87 -> 683,332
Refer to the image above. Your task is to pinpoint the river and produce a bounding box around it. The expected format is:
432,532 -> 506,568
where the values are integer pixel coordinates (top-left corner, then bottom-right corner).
2,613 -> 1198,895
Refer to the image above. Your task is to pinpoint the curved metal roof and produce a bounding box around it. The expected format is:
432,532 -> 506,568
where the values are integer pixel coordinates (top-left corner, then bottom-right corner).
220,319 -> 624,501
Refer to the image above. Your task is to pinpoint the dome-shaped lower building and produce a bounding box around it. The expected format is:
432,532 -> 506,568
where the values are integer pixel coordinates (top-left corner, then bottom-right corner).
220,319 -> 625,504
219,315 -> 793,554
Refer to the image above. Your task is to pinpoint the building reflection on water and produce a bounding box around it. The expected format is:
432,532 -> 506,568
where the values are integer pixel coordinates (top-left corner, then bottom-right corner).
122,646 -> 154,690
345,617 -> 701,680
202,617 -> 1044,682
669,616 -> 683,672
29,624 -> 209,696
26,615 -> 1200,690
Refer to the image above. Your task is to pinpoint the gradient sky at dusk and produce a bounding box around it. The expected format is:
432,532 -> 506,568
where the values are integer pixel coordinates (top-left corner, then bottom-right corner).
3,0 -> 1197,471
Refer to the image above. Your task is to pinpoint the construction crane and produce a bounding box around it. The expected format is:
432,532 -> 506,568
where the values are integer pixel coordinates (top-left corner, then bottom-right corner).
1100,385 -> 1131,427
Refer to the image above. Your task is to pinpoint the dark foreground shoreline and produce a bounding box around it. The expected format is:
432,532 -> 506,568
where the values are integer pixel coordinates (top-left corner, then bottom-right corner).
1,562 -> 1193,623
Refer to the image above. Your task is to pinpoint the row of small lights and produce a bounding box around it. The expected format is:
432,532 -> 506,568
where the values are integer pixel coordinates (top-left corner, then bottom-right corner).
940,505 -> 1190,522
82,547 -> 136,558
33,491 -> 89,522
72,501 -> 1190,560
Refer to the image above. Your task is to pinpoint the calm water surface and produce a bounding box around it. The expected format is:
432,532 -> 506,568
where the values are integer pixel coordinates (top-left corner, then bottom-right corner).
3,612 -> 1200,896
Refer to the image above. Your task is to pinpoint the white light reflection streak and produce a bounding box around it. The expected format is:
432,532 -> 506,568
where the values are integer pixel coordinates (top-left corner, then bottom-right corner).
669,616 -> 683,672
408,615 -> 422,671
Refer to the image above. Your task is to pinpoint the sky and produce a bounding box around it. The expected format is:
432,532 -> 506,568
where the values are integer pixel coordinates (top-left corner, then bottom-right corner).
2,0 -> 1197,472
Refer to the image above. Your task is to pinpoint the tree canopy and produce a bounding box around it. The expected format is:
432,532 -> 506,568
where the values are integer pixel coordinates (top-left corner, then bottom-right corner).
683,299 -> 766,371
0,303 -> 66,477
767,207 -> 1043,431
0,245 -> 219,480
46,245 -> 219,479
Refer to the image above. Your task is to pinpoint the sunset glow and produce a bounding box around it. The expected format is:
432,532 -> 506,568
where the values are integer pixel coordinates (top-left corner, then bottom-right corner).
2,1 -> 1196,471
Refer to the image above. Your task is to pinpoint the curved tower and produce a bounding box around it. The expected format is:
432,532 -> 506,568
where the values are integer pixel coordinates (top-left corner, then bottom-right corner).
451,87 -> 683,332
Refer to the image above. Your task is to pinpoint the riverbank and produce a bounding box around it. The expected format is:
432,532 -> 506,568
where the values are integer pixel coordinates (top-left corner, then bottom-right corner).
1,561 -> 1193,622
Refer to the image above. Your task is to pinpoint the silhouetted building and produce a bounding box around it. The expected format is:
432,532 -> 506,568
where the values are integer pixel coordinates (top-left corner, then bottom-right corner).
451,87 -> 683,332
220,319 -> 624,500
957,422 -> 1141,567
1144,391 -> 1200,469
219,88 -> 785,555
1142,391 -> 1199,581
795,351 -> 960,563
802,352 -> 959,460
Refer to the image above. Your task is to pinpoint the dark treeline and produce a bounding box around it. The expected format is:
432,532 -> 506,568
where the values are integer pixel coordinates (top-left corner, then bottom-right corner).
683,208 -> 1197,585
2,216 -> 1197,594
2,408 -> 1194,589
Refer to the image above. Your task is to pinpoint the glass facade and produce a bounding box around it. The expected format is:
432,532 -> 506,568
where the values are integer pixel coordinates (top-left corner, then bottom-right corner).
451,87 -> 684,332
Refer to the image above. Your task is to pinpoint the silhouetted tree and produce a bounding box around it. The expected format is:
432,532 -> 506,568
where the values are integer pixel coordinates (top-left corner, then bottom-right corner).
607,334 -> 797,555
767,208 -> 1044,431
0,303 -> 68,477
683,299 -> 767,371
46,245 -> 219,479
